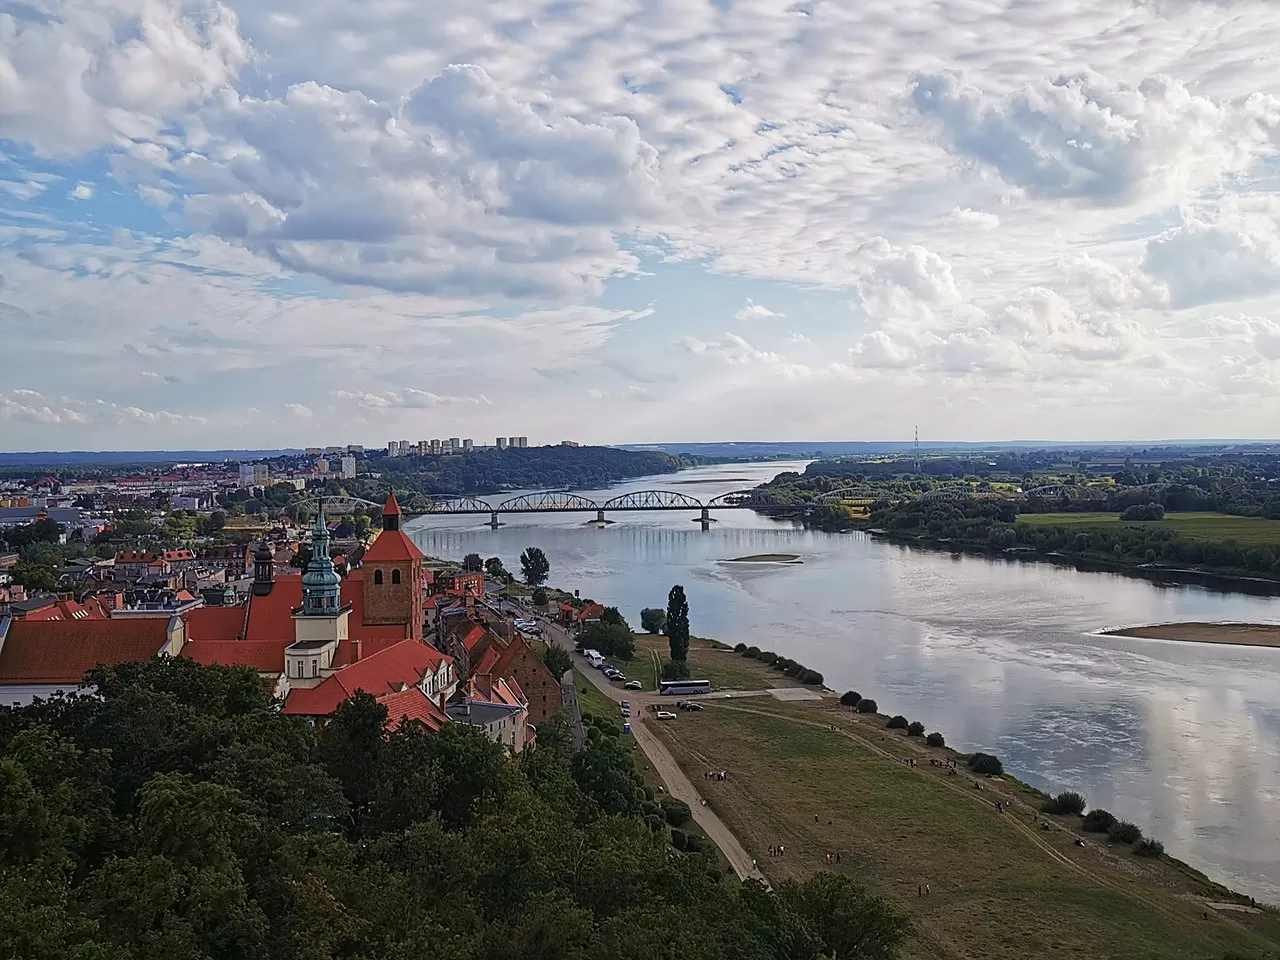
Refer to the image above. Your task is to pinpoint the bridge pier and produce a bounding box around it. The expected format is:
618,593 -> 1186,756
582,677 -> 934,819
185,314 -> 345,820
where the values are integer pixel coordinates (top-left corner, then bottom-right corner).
593,508 -> 615,526
694,506 -> 716,531
488,511 -> 502,529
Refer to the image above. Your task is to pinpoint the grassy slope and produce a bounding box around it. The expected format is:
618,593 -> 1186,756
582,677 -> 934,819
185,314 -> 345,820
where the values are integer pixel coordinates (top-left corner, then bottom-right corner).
1018,511 -> 1280,546
651,699 -> 1280,960
634,634 -> 804,691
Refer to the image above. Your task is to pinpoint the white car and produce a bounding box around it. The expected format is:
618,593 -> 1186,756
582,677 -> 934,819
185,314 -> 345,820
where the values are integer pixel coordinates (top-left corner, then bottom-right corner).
624,680 -> 642,690
656,711 -> 677,720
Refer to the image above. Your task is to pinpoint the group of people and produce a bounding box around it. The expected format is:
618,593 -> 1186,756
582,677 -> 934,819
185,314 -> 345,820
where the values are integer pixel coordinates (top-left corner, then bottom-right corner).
704,770 -> 729,781
767,844 -> 786,857
823,851 -> 843,865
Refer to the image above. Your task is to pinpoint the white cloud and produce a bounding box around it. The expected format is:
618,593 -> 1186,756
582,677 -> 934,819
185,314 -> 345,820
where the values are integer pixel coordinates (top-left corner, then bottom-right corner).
735,298 -> 782,322
1141,201 -> 1280,308
913,71 -> 1279,206
947,207 -> 1000,229
285,402 -> 313,417
71,183 -> 94,200
333,388 -> 491,410
0,389 -> 202,426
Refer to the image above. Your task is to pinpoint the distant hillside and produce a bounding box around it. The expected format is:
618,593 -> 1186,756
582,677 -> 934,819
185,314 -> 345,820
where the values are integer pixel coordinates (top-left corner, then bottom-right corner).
0,449 -> 300,466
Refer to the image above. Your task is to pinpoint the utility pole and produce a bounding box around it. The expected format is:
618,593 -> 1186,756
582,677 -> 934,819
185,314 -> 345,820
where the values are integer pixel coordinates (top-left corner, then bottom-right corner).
914,425 -> 920,475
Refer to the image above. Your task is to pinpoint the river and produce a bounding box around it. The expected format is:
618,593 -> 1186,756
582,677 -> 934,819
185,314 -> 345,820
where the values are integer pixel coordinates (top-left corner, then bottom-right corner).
406,459 -> 1280,902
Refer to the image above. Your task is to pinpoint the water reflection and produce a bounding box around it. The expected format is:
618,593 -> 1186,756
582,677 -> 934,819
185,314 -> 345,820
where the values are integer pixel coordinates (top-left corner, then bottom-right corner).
406,461 -> 1280,900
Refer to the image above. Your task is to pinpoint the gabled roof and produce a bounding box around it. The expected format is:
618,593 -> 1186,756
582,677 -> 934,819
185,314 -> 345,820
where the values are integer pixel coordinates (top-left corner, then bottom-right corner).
361,528 -> 424,564
382,492 -> 402,517
0,618 -> 174,685
378,687 -> 445,732
281,640 -> 451,717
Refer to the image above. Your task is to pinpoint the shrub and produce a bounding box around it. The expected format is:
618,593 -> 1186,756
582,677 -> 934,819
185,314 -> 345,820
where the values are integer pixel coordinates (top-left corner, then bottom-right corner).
644,813 -> 666,834
756,650 -> 779,664
925,732 -> 945,747
661,660 -> 690,681
784,662 -> 805,677
856,699 -> 878,714
1133,838 -> 1164,858
968,753 -> 1004,776
840,691 -> 862,707
640,607 -> 667,634
670,828 -> 688,851
775,658 -> 795,672
531,587 -> 549,606
744,646 -> 761,658
1121,502 -> 1165,521
799,669 -> 824,686
1041,791 -> 1087,816
1082,809 -> 1116,833
733,642 -> 748,653
1108,820 -> 1143,844
660,797 -> 692,828
684,834 -> 702,853
642,785 -> 656,803
886,715 -> 908,730
907,721 -> 925,737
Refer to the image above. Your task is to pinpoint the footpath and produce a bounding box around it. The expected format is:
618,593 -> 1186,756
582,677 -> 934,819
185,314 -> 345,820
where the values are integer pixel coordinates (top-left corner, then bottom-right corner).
502,597 -> 768,885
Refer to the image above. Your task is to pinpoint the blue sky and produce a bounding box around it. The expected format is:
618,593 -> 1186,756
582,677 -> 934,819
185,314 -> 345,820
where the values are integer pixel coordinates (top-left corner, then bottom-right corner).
2,0 -> 1280,450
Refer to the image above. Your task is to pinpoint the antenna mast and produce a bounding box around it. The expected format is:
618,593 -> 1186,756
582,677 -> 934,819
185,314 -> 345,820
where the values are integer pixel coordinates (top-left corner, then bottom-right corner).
914,425 -> 920,475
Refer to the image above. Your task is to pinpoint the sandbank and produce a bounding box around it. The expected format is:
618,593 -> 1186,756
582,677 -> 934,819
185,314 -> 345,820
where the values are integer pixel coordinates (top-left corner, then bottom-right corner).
1103,622 -> 1280,648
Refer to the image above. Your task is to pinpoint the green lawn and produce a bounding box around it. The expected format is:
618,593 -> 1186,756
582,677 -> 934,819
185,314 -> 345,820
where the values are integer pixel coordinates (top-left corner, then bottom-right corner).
634,634 -> 803,691
651,701 -> 1280,960
1018,511 -> 1280,546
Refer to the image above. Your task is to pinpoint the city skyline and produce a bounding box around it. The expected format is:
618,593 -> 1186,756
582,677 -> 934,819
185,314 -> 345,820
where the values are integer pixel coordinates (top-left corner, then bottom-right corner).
3,2 -> 1280,450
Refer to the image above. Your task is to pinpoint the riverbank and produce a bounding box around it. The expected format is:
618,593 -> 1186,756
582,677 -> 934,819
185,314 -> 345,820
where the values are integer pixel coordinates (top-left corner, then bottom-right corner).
1104,621 -> 1280,648
722,552 -> 801,563
867,528 -> 1280,596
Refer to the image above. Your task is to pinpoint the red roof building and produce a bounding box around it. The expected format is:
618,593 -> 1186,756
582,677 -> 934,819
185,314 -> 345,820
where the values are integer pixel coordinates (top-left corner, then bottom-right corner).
281,639 -> 454,722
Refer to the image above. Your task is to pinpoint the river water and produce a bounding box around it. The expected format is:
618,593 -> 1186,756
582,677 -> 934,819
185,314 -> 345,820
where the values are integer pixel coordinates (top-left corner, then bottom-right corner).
406,460 -> 1280,901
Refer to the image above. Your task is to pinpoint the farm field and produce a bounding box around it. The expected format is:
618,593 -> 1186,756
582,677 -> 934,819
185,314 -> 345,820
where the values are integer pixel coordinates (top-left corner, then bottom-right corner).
1017,511 -> 1280,546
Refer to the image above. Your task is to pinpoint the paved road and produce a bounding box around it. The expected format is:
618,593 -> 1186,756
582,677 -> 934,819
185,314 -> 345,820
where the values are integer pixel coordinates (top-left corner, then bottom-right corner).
559,669 -> 586,750
500,596 -> 768,885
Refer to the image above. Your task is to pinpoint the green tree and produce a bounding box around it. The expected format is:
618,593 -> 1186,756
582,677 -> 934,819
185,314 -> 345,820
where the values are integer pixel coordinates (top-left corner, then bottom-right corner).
484,556 -> 510,582
664,585 -> 690,664
11,562 -> 57,591
462,552 -> 484,572
778,872 -> 911,960
639,608 -> 666,634
520,546 -> 550,587
600,606 -> 628,629
542,644 -> 572,680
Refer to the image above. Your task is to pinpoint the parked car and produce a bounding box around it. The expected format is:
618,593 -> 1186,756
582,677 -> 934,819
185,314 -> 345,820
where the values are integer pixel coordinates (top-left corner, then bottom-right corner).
675,700 -> 690,709
620,699 -> 630,709
680,702 -> 704,712
655,711 -> 677,720
611,674 -> 626,683
620,708 -> 630,718
624,680 -> 642,690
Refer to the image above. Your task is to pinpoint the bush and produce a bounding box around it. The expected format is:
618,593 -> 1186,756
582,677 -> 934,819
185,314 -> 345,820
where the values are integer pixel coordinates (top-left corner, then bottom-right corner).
670,828 -> 688,851
644,813 -> 666,834
640,608 -> 667,634
1121,502 -> 1165,521
799,669 -> 824,686
784,662 -> 805,677
531,587 -> 549,606
1133,838 -> 1164,858
886,715 -> 908,730
684,834 -> 702,853
907,721 -> 925,737
733,642 -> 748,653
840,691 -> 862,707
775,658 -> 795,672
856,699 -> 878,714
925,732 -> 945,747
756,650 -> 779,664
661,660 -> 690,681
744,646 -> 761,658
1082,809 -> 1117,833
660,797 -> 692,828
1108,820 -> 1143,844
968,753 -> 1004,776
1042,791 -> 1087,816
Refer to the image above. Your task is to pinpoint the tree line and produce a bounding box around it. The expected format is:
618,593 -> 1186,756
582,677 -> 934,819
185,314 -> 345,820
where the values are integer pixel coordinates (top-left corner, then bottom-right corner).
0,657 -> 911,960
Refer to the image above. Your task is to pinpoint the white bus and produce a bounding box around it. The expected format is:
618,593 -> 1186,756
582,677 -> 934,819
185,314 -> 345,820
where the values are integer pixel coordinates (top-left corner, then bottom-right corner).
583,650 -> 606,669
659,679 -> 712,696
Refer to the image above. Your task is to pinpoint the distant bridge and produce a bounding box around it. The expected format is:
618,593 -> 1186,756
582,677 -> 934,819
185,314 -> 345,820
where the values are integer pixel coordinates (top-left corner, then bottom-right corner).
401,486 -> 906,529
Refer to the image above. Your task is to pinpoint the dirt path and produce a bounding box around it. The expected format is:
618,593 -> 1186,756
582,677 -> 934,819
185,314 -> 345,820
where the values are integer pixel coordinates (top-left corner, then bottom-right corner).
533,610 -> 769,885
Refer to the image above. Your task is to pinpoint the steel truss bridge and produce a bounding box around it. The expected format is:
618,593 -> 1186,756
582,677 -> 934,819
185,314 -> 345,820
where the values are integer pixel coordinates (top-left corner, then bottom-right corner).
399,486 -> 906,529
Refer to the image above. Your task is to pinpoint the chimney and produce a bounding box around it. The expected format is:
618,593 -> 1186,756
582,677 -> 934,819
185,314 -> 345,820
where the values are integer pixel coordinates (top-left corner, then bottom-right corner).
437,689 -> 447,715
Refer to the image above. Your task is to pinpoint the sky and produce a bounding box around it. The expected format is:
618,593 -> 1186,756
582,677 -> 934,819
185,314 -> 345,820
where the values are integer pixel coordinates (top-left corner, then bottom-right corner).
2,0 -> 1280,450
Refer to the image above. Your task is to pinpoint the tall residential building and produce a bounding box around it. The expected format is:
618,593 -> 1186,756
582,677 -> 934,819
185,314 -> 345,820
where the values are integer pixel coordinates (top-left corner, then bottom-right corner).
340,456 -> 356,479
508,436 -> 528,449
304,447 -> 322,457
238,463 -> 255,488
324,445 -> 343,455
430,439 -> 442,455
387,441 -> 399,457
449,438 -> 461,451
316,459 -> 329,475
463,438 -> 474,451
346,444 -> 364,454
496,437 -> 508,449
397,440 -> 411,457
253,463 -> 270,484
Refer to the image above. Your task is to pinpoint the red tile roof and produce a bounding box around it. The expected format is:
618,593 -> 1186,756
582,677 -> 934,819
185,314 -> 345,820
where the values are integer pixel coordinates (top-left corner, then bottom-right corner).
378,687 -> 445,731
183,639 -> 292,672
361,528 -> 424,564
185,605 -> 246,641
282,640 -> 450,717
0,618 -> 174,684
382,492 -> 402,517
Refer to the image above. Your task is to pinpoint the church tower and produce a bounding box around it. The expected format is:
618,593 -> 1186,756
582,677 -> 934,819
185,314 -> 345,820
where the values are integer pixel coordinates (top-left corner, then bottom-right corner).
361,492 -> 424,639
288,503 -> 350,685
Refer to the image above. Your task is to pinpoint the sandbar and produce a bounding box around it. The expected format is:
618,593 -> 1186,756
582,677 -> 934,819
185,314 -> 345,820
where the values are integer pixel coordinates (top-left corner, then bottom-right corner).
1104,622 -> 1280,648
723,553 -> 802,564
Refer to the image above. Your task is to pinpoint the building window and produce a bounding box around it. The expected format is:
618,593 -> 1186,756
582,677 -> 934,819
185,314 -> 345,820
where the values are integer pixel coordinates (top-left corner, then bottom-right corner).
311,658 -> 318,677
392,569 -> 401,585
374,569 -> 383,585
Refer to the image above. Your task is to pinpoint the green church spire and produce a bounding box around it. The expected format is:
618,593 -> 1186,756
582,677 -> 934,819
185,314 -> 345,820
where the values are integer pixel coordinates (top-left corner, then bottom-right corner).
301,499 -> 341,615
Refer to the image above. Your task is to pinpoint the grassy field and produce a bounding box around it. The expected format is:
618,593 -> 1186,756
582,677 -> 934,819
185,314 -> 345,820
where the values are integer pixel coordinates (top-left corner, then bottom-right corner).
1018,511 -> 1280,546
633,633 -> 804,691
651,699 -> 1280,960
